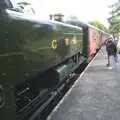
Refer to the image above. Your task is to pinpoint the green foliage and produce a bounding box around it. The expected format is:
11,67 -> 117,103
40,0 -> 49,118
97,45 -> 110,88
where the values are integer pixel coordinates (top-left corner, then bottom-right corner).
109,1 -> 120,17
88,20 -> 108,32
108,16 -> 120,37
108,0 -> 120,38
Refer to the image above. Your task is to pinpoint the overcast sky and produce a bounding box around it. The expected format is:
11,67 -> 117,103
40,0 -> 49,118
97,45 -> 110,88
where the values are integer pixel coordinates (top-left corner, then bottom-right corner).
11,0 -> 118,27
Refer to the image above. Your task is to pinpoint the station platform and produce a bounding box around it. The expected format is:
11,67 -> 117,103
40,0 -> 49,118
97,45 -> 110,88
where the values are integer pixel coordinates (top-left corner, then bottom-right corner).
47,46 -> 120,120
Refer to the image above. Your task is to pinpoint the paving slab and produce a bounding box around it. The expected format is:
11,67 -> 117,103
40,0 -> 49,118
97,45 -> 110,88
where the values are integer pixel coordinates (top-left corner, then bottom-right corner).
47,46 -> 120,120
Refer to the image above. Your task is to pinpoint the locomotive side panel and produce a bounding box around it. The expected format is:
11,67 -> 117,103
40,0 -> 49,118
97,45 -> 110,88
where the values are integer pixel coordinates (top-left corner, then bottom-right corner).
0,9 -> 83,86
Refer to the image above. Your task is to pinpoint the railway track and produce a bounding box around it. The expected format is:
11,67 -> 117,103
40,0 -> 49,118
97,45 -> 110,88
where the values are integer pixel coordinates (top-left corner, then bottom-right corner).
37,52 -> 98,120
16,50 -> 98,120
26,61 -> 88,120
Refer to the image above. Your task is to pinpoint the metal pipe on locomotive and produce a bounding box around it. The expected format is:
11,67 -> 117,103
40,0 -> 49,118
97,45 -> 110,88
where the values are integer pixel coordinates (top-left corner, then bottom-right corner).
0,1 -> 110,120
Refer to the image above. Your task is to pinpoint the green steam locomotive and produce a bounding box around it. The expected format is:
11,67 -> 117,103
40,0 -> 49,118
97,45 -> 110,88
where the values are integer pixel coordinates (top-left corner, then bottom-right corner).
0,0 -> 110,120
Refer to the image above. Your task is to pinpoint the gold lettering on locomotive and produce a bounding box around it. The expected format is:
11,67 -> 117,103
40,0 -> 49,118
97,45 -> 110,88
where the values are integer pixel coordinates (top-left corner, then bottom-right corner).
64,37 -> 71,46
51,40 -> 57,49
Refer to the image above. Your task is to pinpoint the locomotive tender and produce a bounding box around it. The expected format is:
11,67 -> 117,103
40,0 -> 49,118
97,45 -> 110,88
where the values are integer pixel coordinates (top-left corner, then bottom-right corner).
0,0 -> 110,120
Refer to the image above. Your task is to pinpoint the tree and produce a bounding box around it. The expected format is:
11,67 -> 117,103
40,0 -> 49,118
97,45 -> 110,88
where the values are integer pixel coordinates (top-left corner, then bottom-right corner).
108,16 -> 120,38
88,20 -> 108,32
108,0 -> 120,38
109,0 -> 120,17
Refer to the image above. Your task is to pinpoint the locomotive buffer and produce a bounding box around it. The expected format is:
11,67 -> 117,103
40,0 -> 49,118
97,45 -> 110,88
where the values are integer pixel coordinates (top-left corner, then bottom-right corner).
47,46 -> 120,120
